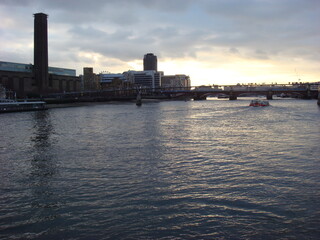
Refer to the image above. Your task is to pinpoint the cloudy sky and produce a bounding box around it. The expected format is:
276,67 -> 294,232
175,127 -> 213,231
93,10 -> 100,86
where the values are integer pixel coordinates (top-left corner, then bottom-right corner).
1,0 -> 319,86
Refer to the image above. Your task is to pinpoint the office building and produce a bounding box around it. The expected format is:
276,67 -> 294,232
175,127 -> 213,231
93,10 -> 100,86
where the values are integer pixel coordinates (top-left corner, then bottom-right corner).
100,70 -> 162,89
124,70 -> 161,89
143,53 -> 157,71
161,74 -> 191,89
100,73 -> 128,89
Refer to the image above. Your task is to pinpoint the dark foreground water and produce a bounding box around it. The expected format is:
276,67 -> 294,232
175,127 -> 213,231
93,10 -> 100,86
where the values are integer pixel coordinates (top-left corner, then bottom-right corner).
1,98 -> 320,239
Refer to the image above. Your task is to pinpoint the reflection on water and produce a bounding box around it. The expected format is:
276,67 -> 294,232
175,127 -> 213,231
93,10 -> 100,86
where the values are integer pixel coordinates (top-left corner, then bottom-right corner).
30,110 -> 56,175
32,111 -> 53,148
0,99 -> 319,239
29,111 -> 62,225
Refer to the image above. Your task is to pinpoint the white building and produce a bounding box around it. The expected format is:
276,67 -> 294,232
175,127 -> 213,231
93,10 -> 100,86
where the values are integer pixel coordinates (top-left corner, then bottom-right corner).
100,70 -> 162,89
123,70 -> 162,89
161,74 -> 191,89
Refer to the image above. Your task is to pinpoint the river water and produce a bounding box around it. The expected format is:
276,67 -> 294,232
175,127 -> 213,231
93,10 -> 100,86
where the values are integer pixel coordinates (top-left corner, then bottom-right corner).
1,98 -> 319,239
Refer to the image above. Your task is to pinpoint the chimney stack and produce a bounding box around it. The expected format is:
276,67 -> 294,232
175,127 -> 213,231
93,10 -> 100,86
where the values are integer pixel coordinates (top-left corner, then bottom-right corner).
34,13 -> 48,93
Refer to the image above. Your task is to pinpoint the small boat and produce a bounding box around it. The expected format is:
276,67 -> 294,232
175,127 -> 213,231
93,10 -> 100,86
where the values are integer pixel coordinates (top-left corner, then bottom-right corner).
0,85 -> 47,113
0,100 -> 47,113
279,93 -> 290,98
136,92 -> 142,106
217,94 -> 229,99
249,99 -> 270,107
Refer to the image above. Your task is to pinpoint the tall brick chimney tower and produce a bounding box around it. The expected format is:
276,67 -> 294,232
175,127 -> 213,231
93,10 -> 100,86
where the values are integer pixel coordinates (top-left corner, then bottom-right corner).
33,13 -> 48,94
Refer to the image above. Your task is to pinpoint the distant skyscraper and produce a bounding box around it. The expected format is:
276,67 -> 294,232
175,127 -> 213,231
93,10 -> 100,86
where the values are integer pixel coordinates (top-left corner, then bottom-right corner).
143,53 -> 157,71
34,13 -> 49,93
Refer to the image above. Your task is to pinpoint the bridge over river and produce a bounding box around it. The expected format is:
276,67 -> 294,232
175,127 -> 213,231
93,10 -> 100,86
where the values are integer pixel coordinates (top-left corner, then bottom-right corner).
161,83 -> 319,100
43,83 -> 319,104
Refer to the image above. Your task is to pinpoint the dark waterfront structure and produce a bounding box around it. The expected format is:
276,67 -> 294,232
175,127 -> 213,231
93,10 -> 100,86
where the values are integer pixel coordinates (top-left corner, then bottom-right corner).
34,13 -> 49,94
83,67 -> 100,91
143,53 -> 157,71
0,13 -> 80,98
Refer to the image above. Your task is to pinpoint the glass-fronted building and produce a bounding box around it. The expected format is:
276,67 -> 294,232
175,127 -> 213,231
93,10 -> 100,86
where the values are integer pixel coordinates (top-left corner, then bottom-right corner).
100,73 -> 127,84
0,61 -> 33,73
0,61 -> 76,76
124,70 -> 161,89
100,70 -> 162,89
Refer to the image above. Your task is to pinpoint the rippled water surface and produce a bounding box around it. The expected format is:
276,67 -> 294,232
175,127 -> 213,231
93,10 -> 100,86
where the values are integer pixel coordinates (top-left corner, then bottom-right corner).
1,99 -> 320,239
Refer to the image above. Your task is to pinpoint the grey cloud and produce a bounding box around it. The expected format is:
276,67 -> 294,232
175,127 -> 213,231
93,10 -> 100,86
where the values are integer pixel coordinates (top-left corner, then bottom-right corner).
253,49 -> 269,60
61,25 -> 154,61
229,47 -> 239,54
68,26 -> 109,38
199,0 -> 320,61
0,0 -> 192,24
64,21 -> 205,61
1,0 -> 319,72
0,0 -> 36,6
138,0 -> 193,12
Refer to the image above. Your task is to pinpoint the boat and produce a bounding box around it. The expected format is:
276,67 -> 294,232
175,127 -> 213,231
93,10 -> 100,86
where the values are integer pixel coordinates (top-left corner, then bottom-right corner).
136,92 -> 142,106
217,94 -> 229,99
0,100 -> 48,113
0,85 -> 47,113
249,99 -> 270,107
279,93 -> 291,98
